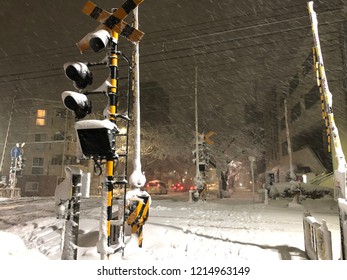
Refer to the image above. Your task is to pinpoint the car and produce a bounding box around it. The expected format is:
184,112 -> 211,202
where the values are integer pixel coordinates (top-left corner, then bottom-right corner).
172,182 -> 188,192
145,180 -> 168,195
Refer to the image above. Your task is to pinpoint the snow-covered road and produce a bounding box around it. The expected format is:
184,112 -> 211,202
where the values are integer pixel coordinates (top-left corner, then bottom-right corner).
0,191 -> 341,261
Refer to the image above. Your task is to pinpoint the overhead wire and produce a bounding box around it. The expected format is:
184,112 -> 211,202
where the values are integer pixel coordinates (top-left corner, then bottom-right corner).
0,2 -> 344,91
0,20 -> 341,84
0,3 -> 343,62
0,41 -> 340,89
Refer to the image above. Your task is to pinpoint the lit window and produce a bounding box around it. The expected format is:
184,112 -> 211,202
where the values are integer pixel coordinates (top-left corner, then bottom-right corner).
36,109 -> 46,126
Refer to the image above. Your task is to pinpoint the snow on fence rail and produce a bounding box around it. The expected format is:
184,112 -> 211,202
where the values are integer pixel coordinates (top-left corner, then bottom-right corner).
338,198 -> 347,260
303,213 -> 332,260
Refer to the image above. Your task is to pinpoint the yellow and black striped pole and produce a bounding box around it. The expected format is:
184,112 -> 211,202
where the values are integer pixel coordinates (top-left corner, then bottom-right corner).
313,47 -> 331,152
105,30 -> 119,248
308,1 -> 347,199
125,196 -> 150,247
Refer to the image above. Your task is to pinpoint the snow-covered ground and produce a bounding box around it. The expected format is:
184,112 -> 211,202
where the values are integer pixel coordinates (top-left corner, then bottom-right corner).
0,190 -> 344,279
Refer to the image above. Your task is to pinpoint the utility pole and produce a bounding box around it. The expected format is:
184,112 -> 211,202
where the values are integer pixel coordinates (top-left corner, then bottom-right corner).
194,67 -> 200,184
284,99 -> 295,181
193,66 -> 204,193
129,6 -> 146,188
0,93 -> 16,175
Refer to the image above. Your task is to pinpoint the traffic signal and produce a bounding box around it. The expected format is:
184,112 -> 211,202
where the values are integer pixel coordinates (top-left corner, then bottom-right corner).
192,142 -> 208,162
192,137 -> 212,174
63,62 -> 93,89
61,91 -> 92,120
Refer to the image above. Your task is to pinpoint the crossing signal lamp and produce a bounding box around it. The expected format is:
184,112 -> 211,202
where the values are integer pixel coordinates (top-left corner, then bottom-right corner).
89,29 -> 111,53
62,30 -> 112,120
199,163 -> 206,172
64,62 -> 93,89
61,91 -> 92,120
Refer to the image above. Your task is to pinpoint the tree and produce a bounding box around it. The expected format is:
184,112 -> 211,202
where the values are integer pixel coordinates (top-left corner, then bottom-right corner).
210,124 -> 264,165
209,123 -> 265,196
128,125 -> 192,180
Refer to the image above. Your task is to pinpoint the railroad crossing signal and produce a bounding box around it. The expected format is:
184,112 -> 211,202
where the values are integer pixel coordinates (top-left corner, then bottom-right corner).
193,131 -> 216,145
204,131 -> 216,145
77,0 -> 145,53
65,0 -> 149,258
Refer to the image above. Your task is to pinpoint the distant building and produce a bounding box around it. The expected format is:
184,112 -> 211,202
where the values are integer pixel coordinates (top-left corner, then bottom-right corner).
0,81 -> 172,197
0,98 -> 90,196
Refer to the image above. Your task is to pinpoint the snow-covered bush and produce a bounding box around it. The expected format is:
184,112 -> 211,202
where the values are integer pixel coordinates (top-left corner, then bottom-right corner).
268,182 -> 333,199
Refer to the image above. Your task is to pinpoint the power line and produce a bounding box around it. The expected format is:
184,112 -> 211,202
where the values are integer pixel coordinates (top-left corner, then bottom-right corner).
0,43 -> 339,87
0,21 -> 340,84
0,4 -> 344,91
0,3 -> 343,63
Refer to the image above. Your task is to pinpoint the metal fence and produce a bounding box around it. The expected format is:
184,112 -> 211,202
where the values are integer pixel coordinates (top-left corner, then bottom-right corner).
0,187 -> 21,198
303,213 -> 332,260
338,198 -> 347,260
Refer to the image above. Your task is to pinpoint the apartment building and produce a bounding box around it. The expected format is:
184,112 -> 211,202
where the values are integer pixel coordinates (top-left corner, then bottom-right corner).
0,78 -> 172,196
0,98 -> 92,196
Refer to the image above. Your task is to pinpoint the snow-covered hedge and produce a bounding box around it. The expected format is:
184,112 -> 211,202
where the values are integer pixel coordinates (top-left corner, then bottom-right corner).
268,182 -> 333,199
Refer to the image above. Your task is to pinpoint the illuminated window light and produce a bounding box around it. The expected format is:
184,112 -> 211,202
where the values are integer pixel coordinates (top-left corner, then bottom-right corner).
36,109 -> 46,126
